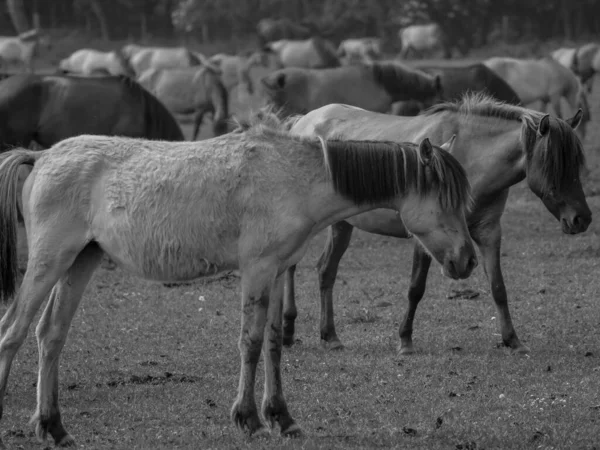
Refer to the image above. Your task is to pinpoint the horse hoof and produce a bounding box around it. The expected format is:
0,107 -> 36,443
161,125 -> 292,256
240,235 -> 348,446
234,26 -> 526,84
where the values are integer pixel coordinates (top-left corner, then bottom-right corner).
282,336 -> 295,347
57,434 -> 76,447
251,426 -> 271,439
231,402 -> 266,436
398,344 -> 416,355
281,423 -> 304,438
320,339 -> 344,351
511,344 -> 530,355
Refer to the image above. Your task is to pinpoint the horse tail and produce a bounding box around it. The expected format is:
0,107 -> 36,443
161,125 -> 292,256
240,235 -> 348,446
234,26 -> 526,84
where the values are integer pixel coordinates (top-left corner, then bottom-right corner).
0,149 -> 41,302
206,71 -> 229,136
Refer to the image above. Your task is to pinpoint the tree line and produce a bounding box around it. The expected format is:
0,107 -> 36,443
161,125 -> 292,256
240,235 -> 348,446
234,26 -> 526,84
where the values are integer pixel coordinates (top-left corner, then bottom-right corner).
2,0 -> 597,51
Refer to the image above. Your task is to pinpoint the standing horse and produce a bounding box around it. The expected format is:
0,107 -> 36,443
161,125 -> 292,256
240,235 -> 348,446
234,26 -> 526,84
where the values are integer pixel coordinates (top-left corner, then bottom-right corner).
125,45 -> 213,76
264,37 -> 340,69
552,44 -> 600,93
261,61 -> 442,116
337,38 -> 382,64
208,51 -> 267,97
0,73 -> 183,151
281,95 -> 590,354
0,117 -> 476,446
58,49 -> 135,77
390,62 -> 522,117
256,18 -> 313,46
138,66 -> 229,138
0,29 -> 51,73
398,23 -> 450,59
484,56 -> 583,119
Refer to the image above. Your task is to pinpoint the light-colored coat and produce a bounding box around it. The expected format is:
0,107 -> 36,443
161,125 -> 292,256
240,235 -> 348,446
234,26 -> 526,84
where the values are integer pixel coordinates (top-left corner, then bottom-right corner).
398,23 -> 446,59
0,29 -> 51,72
127,46 -> 214,76
265,38 -> 340,69
337,38 -> 382,64
59,49 -> 133,77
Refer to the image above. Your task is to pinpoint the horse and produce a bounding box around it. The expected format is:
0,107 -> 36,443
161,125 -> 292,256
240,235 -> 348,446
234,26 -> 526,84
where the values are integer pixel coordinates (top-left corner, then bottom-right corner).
337,38 -> 382,64
260,61 -> 442,117
0,73 -> 184,152
552,44 -> 600,93
263,37 -> 340,69
256,18 -> 313,46
125,45 -> 214,76
398,23 -> 450,59
390,62 -> 522,117
58,48 -> 135,77
0,113 -> 476,445
137,66 -> 229,139
208,51 -> 267,97
281,94 -> 590,354
484,56 -> 583,119
0,29 -> 51,73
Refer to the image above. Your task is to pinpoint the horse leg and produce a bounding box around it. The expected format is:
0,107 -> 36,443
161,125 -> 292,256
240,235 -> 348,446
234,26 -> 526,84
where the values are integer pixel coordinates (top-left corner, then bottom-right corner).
230,264 -> 277,437
261,274 -> 301,437
472,223 -> 528,353
0,237 -> 85,447
316,221 -> 354,350
398,244 -> 432,355
282,265 -> 297,347
31,244 -> 103,447
192,109 -> 208,140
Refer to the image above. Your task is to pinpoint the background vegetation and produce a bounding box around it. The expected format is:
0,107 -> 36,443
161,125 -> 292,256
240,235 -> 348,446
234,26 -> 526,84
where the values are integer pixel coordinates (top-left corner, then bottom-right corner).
2,0 -> 599,53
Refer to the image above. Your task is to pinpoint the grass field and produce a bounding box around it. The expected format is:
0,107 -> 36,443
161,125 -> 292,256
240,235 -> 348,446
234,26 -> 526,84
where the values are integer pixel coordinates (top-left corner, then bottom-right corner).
2,49 -> 600,449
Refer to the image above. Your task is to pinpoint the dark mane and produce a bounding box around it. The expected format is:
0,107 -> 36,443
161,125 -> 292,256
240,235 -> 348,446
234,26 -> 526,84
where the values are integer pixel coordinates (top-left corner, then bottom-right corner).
240,112 -> 471,212
311,37 -> 341,68
422,93 -> 585,193
116,75 -> 185,141
113,48 -> 136,77
369,61 -> 440,101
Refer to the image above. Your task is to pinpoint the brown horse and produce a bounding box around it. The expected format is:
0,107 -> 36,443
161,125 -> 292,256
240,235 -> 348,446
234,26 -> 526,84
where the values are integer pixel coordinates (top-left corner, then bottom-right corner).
0,115 -> 475,445
282,94 -> 590,354
261,61 -> 442,116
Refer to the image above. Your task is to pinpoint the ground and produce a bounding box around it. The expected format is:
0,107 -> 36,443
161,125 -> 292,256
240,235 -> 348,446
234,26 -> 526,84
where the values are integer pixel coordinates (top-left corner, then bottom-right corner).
2,40 -> 600,449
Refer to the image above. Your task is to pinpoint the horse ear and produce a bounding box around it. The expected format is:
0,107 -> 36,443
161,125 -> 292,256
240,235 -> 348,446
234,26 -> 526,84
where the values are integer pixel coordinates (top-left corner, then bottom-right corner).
440,134 -> 456,152
419,138 -> 433,165
566,108 -> 583,130
537,114 -> 550,137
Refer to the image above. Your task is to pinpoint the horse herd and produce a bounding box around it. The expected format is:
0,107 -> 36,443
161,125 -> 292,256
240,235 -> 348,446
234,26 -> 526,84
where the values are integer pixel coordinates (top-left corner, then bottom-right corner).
0,23 -> 596,448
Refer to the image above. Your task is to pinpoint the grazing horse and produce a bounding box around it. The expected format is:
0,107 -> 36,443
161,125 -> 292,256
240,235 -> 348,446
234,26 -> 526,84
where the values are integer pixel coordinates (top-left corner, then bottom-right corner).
261,61 -> 442,116
0,29 -> 51,73
282,94 -> 590,354
256,17 -> 312,46
337,38 -> 382,64
484,56 -> 583,119
138,66 -> 229,138
0,115 -> 476,445
0,74 -> 183,151
390,62 -> 522,117
552,44 -> 600,93
264,37 -> 340,69
125,45 -> 213,76
398,23 -> 450,59
58,48 -> 135,77
208,51 -> 267,97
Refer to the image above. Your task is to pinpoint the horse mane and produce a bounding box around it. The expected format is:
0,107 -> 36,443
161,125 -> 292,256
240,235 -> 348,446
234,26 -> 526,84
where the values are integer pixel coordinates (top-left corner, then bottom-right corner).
369,61 -> 440,99
311,37 -> 341,67
423,92 -> 585,193
116,75 -> 185,141
240,111 -> 470,212
113,48 -> 136,77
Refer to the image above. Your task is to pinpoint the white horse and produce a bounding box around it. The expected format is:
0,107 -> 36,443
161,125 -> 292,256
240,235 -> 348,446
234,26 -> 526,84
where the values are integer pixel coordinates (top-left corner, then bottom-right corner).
398,24 -> 449,59
264,38 -> 340,69
208,51 -> 266,97
337,38 -> 382,64
484,56 -> 583,119
0,115 -> 475,446
0,29 -> 51,72
124,45 -> 216,76
58,49 -> 135,77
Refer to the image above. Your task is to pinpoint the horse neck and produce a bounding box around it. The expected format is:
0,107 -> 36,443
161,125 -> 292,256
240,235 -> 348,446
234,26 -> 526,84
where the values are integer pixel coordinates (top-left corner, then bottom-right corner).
452,115 -> 527,195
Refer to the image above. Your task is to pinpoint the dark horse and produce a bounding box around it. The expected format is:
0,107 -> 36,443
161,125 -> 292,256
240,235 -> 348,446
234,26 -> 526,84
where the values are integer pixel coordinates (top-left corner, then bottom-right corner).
391,62 -> 522,116
0,73 -> 184,151
282,94 -> 591,354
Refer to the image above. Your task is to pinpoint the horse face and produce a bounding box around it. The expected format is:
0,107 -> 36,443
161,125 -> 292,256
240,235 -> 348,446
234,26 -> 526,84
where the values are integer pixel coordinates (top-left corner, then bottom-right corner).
398,139 -> 477,280
526,115 -> 591,235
